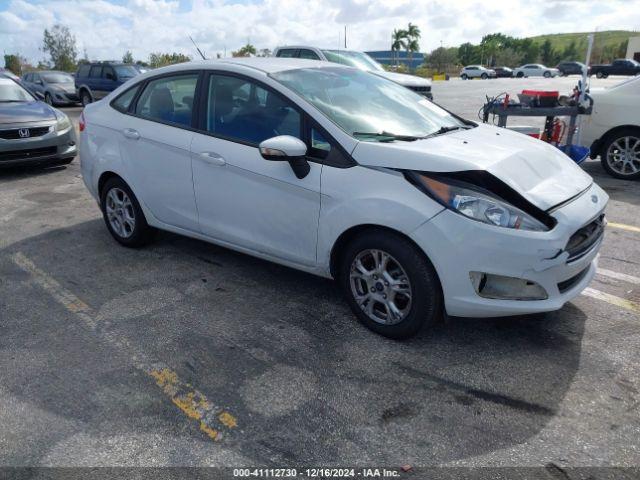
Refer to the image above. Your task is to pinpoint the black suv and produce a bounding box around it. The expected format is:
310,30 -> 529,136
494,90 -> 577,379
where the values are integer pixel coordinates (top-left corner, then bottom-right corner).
75,62 -> 140,106
556,61 -> 586,76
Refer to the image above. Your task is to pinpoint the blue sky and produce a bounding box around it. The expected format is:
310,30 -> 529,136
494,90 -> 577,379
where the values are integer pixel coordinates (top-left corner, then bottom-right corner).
1,0 -> 639,65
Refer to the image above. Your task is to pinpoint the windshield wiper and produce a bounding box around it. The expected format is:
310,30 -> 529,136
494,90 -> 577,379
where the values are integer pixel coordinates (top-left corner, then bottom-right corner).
0,100 -> 28,103
424,125 -> 470,138
353,131 -> 422,142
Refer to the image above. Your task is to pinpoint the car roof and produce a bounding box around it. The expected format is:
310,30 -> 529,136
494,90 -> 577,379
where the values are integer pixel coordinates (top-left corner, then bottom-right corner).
147,57 -> 349,75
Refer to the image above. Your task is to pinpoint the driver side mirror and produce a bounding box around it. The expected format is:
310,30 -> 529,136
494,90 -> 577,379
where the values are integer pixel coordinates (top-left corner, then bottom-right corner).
259,135 -> 310,179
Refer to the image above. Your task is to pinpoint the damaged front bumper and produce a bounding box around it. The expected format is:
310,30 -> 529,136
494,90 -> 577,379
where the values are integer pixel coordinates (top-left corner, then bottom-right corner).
409,182 -> 608,318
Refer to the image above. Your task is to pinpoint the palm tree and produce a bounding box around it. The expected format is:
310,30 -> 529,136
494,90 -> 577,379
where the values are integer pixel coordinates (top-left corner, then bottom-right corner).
391,29 -> 407,68
405,23 -> 421,70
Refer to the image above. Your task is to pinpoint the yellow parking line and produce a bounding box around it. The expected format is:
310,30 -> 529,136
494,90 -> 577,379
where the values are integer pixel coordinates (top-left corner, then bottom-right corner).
581,287 -> 640,314
11,252 -> 237,441
608,222 -> 640,233
597,268 -> 640,285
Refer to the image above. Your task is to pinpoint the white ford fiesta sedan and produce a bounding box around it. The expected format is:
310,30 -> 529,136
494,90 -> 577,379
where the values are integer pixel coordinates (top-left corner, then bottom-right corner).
80,58 -> 607,338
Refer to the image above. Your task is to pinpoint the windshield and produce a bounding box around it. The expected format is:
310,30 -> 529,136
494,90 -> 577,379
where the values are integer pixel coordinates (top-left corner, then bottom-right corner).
42,73 -> 74,83
114,65 -> 138,79
0,78 -> 34,102
271,67 -> 466,140
321,50 -> 385,72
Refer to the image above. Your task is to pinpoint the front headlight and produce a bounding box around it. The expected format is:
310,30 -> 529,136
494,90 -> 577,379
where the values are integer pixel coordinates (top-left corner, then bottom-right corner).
414,173 -> 549,231
55,112 -> 71,132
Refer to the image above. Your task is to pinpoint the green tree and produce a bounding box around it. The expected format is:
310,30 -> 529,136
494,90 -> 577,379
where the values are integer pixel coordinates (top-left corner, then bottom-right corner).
457,42 -> 478,65
427,46 -> 457,73
494,48 -> 523,67
122,50 -> 134,64
3,54 -> 23,76
42,24 -> 77,71
232,44 -> 257,57
391,28 -> 407,67
148,52 -> 191,68
540,39 -> 554,65
561,40 -> 578,61
405,23 -> 421,68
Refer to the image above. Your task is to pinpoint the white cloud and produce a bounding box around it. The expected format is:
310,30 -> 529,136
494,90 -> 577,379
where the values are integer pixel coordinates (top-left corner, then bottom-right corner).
1,0 -> 639,65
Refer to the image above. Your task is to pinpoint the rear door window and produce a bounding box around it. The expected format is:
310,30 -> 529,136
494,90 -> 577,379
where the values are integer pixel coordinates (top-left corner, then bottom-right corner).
89,66 -> 103,78
298,49 -> 320,60
135,74 -> 198,127
276,49 -> 298,58
78,65 -> 91,78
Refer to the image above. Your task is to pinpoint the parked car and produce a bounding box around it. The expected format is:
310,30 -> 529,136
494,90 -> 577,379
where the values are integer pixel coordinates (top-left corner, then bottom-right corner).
577,76 -> 640,179
556,61 -> 586,76
459,65 -> 496,79
589,59 -> 640,79
22,70 -> 78,106
75,62 -> 140,106
80,58 -> 607,339
493,66 -> 513,78
0,76 -> 77,168
273,46 -> 433,99
513,64 -> 560,78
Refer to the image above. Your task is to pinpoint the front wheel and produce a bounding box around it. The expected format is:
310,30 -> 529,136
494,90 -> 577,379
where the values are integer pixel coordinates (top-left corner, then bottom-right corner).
44,93 -> 54,106
516,72 -> 524,78
339,231 -> 442,339
461,74 -> 468,80
481,73 -> 488,79
600,128 -> 640,180
100,177 -> 154,247
543,71 -> 551,78
81,90 -> 92,106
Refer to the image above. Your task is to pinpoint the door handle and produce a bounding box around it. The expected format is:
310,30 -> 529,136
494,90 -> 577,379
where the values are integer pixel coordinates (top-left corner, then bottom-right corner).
197,151 -> 226,166
122,128 -> 140,140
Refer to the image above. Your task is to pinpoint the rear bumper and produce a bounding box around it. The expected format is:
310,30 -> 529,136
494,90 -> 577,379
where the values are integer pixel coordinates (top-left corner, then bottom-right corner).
0,127 -> 77,168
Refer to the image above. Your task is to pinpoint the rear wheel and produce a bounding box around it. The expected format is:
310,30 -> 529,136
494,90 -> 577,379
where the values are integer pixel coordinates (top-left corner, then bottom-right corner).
100,177 -> 154,247
461,73 -> 468,80
81,90 -> 92,106
600,128 -> 640,180
339,230 -> 442,339
596,71 -> 605,79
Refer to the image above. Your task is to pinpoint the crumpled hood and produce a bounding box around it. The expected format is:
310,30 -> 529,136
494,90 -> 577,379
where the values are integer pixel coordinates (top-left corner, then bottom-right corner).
0,101 -> 56,124
352,124 -> 593,211
372,70 -> 431,87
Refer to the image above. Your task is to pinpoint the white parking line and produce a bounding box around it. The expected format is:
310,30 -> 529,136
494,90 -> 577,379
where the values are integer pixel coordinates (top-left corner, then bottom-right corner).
597,268 -> 640,285
608,222 -> 640,234
11,251 -> 237,441
581,287 -> 640,314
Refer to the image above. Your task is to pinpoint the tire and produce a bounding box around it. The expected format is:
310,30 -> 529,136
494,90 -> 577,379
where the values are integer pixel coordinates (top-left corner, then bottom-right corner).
44,93 -> 54,106
543,71 -> 551,78
596,71 -> 604,79
461,74 -> 468,80
81,90 -> 92,106
599,127 -> 640,180
516,71 -> 524,78
100,177 -> 154,247
481,73 -> 488,79
339,230 -> 442,339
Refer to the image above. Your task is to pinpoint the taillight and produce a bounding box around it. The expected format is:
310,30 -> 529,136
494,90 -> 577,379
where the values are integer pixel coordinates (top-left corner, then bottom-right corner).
79,112 -> 86,132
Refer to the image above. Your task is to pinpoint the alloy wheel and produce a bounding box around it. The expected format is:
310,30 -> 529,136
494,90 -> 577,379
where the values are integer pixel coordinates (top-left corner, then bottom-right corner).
606,136 -> 640,176
105,187 -> 136,238
349,249 -> 412,325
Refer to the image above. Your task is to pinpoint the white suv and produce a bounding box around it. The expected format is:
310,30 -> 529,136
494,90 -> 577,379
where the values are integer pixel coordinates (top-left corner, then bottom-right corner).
460,65 -> 496,79
273,46 -> 433,100
80,58 -> 607,338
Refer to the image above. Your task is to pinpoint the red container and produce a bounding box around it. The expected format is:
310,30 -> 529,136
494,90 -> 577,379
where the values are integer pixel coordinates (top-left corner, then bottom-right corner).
521,90 -> 559,107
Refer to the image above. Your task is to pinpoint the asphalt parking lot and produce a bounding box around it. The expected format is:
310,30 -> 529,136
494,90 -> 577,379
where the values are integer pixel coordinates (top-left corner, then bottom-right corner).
0,75 -> 639,471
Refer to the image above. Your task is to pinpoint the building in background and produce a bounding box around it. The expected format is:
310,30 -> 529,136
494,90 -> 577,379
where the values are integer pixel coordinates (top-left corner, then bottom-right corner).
626,37 -> 640,61
366,50 -> 424,70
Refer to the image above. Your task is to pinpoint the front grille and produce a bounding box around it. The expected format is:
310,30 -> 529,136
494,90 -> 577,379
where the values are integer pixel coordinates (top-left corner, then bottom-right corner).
0,126 -> 52,140
409,85 -> 431,93
0,146 -> 57,162
565,214 -> 605,262
558,266 -> 590,293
